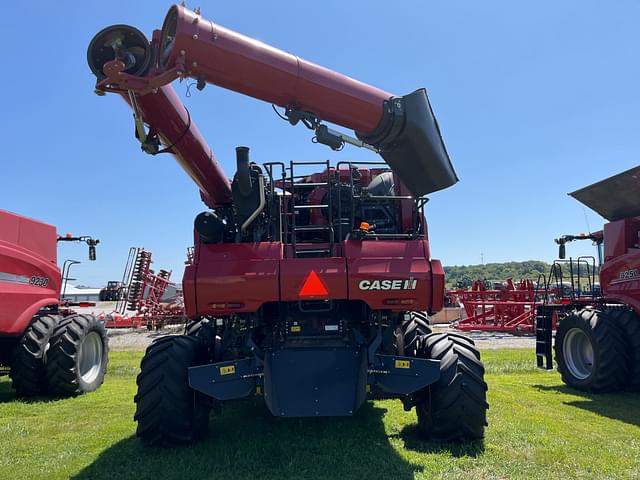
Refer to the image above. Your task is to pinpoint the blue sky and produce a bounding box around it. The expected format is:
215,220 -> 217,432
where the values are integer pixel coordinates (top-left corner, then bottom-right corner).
1,1 -> 638,286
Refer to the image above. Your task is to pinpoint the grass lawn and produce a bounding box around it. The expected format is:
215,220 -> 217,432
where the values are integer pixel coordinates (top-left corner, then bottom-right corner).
1,348 -> 639,480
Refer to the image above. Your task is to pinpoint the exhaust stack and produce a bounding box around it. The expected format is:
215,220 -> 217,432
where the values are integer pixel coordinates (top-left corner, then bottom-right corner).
234,146 -> 252,197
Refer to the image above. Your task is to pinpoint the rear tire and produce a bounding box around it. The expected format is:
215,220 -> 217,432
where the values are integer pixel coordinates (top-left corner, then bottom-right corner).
398,312 -> 432,356
609,308 -> 640,391
46,314 -> 109,396
185,318 -> 221,361
410,311 -> 432,326
134,335 -> 211,445
10,314 -> 59,397
415,333 -> 488,441
555,308 -> 628,392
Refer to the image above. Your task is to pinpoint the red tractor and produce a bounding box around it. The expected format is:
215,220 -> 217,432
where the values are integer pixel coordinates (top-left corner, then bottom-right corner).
88,5 -> 488,445
0,210 -> 109,397
99,281 -> 124,301
536,165 -> 640,392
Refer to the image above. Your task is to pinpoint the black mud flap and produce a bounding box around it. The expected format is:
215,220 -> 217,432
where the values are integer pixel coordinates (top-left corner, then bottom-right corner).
263,347 -> 367,417
369,354 -> 440,395
188,358 -> 260,401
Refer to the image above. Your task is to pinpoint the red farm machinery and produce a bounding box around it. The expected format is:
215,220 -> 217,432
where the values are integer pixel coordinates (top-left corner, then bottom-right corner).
536,166 -> 640,393
0,210 -> 109,397
102,247 -> 184,329
88,4 -> 488,445
99,280 -> 124,301
451,278 -> 540,334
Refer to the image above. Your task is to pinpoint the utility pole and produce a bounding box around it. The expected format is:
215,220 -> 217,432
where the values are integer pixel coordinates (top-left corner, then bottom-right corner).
481,252 -> 484,265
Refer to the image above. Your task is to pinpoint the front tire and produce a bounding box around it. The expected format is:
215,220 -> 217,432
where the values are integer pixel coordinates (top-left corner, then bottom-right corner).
10,314 -> 59,397
134,335 -> 211,445
415,333 -> 488,441
555,308 -> 628,392
46,314 -> 109,396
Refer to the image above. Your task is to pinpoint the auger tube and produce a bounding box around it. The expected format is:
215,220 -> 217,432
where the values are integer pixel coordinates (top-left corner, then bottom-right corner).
124,85 -> 233,207
88,5 -> 458,201
158,5 -> 458,196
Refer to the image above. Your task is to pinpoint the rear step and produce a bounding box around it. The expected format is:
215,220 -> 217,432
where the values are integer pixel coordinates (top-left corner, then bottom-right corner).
294,248 -> 332,257
294,204 -> 329,210
293,225 -> 331,232
536,306 -> 553,369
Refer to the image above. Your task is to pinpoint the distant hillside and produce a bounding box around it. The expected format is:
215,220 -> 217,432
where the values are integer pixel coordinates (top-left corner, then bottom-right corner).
444,261 -> 550,288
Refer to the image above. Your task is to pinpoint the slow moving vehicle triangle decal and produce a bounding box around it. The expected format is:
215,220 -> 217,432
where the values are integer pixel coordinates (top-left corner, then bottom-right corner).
298,270 -> 329,297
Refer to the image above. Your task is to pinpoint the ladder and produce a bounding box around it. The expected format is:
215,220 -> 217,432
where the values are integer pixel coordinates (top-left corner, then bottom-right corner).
289,160 -> 334,258
535,305 -> 553,370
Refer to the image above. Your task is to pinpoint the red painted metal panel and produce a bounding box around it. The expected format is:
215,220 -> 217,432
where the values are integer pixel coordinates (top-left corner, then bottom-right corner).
344,240 -> 431,311
8,297 -> 61,336
0,210 -> 57,264
603,218 -> 640,261
0,211 -> 61,335
194,243 -> 282,314
279,257 -> 347,302
597,217 -> 640,314
182,263 -> 198,318
600,252 -> 640,315
187,239 -> 443,314
430,259 -> 445,313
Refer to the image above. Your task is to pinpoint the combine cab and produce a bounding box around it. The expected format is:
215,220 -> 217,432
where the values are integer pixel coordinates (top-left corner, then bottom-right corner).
536,166 -> 640,392
88,4 -> 488,445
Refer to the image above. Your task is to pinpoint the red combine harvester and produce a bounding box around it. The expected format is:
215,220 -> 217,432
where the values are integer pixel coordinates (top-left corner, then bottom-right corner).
88,4 -> 488,445
537,166 -> 640,392
0,210 -> 108,397
451,278 -> 540,334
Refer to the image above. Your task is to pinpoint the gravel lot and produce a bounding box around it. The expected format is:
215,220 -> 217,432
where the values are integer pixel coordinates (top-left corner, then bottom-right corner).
71,302 -> 185,351
432,324 -> 536,350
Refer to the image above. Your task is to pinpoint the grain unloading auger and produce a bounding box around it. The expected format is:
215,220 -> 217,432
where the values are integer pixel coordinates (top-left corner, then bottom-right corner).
88,4 -> 488,445
87,4 -> 458,206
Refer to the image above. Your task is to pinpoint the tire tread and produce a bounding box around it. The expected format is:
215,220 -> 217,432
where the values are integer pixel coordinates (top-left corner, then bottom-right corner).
9,314 -> 59,397
415,332 -> 488,441
134,335 -> 211,445
46,314 -> 109,396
